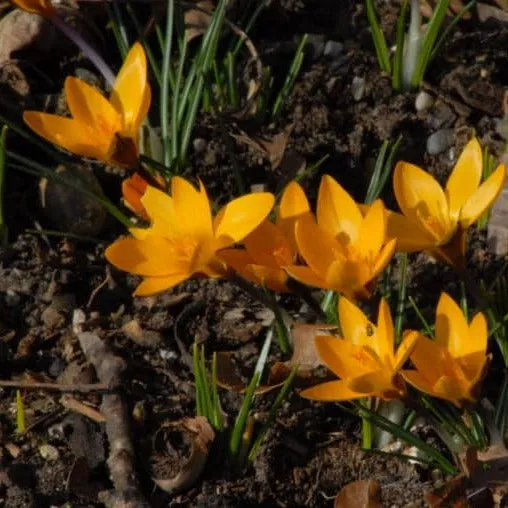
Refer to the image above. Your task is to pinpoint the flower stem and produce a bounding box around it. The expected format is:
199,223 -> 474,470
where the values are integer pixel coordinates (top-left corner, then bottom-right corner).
51,12 -> 116,87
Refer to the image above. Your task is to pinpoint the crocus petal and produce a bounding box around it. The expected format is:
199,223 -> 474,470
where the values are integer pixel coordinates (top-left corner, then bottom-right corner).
354,199 -> 386,261
315,335 -> 379,379
433,376 -> 472,406
347,370 -> 404,399
105,236 -> 190,276
244,220 -> 292,267
277,181 -> 311,253
459,163 -> 506,228
23,112 -> 108,160
385,210 -> 435,252
317,175 -> 363,243
371,239 -> 397,279
457,351 -> 488,384
65,77 -> 120,136
393,162 -> 452,243
393,330 -> 419,371
140,185 -> 179,235
408,335 -> 450,385
171,177 -> 213,240
295,216 -> 341,278
10,0 -> 55,16
467,312 -> 488,356
122,173 -> 149,216
402,370 -> 439,399
110,42 -> 149,134
300,380 -> 373,401
375,298 -> 394,366
435,292 -> 469,358
338,297 -> 379,351
247,265 -> 289,292
134,273 -> 189,296
213,193 -> 275,249
284,265 -> 329,289
430,229 -> 467,271
445,138 -> 483,221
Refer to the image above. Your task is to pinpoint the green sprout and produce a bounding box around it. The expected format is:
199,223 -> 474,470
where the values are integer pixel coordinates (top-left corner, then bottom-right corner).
365,0 -> 475,91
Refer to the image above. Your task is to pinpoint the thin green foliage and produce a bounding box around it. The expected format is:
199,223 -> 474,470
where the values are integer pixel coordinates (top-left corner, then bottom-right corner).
107,2 -> 130,58
477,145 -> 497,229
7,152 -> 134,229
365,0 -> 391,73
16,390 -> 26,434
365,136 -> 403,204
394,254 -> 408,343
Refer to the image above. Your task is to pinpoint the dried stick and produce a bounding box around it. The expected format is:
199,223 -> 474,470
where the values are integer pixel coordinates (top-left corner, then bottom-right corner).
77,332 -> 150,508
0,380 -> 110,393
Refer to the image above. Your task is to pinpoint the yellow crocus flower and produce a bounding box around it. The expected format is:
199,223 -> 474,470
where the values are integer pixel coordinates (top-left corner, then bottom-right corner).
286,175 -> 396,299
9,0 -> 54,17
402,293 -> 490,407
387,138 -> 506,270
301,297 -> 418,402
105,177 -> 275,296
219,181 -> 311,292
23,42 -> 150,167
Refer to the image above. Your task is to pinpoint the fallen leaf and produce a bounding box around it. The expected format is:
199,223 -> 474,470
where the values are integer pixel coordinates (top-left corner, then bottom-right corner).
425,475 -> 469,508
231,124 -> 294,169
185,1 -> 214,42
334,479 -> 382,508
477,2 -> 508,22
153,416 -> 215,494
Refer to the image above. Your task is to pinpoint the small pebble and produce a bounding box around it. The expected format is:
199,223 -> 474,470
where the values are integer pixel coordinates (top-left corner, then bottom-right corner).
223,308 -> 245,321
415,90 -> 434,112
351,76 -> 366,101
193,138 -> 206,153
426,128 -> 454,155
39,444 -> 59,461
5,289 -> 20,307
323,40 -> 344,59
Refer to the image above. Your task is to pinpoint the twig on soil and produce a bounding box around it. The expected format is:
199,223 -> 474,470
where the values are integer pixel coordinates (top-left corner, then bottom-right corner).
0,380 -> 111,393
77,331 -> 150,508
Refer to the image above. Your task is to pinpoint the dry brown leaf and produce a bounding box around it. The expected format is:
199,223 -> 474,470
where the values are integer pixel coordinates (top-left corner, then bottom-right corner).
153,416 -> 215,494
425,475 -> 469,507
419,0 -> 472,18
231,124 -> 294,170
477,2 -> 508,22
460,444 -> 508,494
334,479 -> 382,508
185,1 -> 214,42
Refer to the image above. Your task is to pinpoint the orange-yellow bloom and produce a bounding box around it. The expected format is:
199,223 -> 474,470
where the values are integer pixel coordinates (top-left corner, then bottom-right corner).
105,177 -> 275,296
9,0 -> 55,16
387,138 -> 506,270
23,42 -> 150,168
402,293 -> 489,407
286,175 -> 396,299
301,297 -> 418,402
219,181 -> 311,292
122,172 -> 166,219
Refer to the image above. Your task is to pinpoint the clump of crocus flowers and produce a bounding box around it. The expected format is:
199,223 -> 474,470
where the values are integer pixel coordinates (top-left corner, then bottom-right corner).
20,33 -> 507,466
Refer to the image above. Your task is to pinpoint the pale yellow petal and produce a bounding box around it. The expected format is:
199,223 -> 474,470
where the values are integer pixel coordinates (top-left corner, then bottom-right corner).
317,174 -> 362,243
459,163 -> 506,228
445,137 -> 482,221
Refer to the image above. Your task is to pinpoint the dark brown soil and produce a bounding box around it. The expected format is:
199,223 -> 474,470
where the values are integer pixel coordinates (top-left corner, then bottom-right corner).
0,0 -> 507,506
